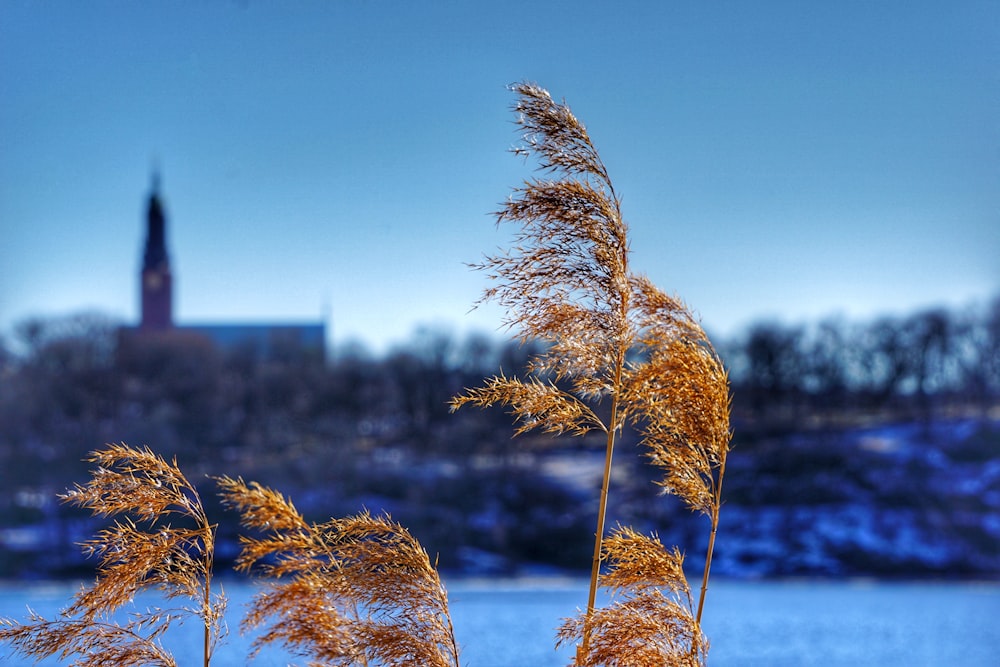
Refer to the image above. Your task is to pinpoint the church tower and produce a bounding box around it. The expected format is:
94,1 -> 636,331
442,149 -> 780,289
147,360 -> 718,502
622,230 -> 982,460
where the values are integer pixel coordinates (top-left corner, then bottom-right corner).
139,172 -> 173,330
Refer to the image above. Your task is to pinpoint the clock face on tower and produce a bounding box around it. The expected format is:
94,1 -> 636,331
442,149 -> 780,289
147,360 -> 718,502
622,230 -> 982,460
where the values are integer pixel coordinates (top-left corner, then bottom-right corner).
145,272 -> 163,290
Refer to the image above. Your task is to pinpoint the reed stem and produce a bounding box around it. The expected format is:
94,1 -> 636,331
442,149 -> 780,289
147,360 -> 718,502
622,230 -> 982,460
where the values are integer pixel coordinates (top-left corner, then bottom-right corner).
580,352 -> 625,662
695,510 -> 717,628
581,423 -> 616,658
695,452 -> 727,627
189,483 -> 214,667
203,567 -> 211,667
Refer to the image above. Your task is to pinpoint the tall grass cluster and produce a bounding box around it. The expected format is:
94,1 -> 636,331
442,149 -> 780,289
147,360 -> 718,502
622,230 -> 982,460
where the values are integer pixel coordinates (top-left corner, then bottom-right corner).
452,82 -> 730,664
1,83 -> 732,666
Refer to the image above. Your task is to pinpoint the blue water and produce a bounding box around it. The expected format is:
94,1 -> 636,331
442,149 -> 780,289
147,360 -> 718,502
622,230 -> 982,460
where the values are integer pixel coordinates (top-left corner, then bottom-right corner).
2,578 -> 998,666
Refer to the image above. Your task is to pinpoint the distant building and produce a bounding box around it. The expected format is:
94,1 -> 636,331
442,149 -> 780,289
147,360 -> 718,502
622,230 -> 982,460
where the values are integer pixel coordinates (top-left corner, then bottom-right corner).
139,172 -> 174,331
127,173 -> 327,361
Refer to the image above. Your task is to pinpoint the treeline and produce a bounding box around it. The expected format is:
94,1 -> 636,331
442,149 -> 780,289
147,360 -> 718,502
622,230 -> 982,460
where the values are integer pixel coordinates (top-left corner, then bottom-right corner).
720,297 -> 1000,429
0,295 -> 997,576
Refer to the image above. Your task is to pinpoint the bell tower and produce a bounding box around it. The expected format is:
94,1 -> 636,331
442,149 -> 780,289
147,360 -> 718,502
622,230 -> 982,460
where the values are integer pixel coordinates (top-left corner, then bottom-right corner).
140,171 -> 173,330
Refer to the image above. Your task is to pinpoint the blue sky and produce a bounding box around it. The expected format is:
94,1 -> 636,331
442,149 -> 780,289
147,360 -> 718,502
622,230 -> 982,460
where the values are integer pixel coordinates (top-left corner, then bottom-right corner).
2,1 -> 997,353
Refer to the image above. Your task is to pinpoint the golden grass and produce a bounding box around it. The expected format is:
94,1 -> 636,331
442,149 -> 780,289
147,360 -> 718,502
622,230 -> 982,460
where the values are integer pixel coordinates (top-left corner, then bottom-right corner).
0,444 -> 225,667
2,81 -> 731,667
218,476 -> 460,667
1,447 -> 460,667
557,526 -> 708,667
453,82 -> 732,664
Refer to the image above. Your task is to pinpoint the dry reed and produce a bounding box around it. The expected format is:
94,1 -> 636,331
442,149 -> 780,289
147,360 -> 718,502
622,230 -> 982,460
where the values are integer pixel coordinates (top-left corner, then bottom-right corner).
0,443 -> 226,667
452,82 -> 731,665
1,448 -> 460,667
2,81 -> 731,667
557,526 -> 708,666
218,475 -> 460,667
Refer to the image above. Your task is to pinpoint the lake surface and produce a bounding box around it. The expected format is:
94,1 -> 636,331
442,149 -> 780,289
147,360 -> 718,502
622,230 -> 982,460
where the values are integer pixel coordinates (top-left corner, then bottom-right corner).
2,578 -> 998,666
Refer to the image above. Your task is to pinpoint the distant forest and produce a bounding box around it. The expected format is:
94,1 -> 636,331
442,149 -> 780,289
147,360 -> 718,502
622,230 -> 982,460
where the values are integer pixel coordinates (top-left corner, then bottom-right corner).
1,294 -> 998,578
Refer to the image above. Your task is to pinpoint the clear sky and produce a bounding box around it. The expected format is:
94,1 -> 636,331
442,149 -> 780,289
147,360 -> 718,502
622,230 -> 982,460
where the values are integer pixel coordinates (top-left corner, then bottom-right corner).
2,1 -> 997,354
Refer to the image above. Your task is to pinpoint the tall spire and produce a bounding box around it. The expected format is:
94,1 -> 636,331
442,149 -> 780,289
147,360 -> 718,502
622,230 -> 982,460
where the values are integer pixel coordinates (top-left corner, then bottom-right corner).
140,170 -> 173,330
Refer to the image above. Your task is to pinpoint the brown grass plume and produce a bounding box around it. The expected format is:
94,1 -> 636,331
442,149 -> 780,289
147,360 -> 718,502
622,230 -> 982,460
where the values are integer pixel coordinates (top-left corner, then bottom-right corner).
1,448 -> 460,667
0,443 -> 226,667
452,82 -> 732,664
557,526 -> 708,666
2,81 -> 731,667
218,475 -> 460,667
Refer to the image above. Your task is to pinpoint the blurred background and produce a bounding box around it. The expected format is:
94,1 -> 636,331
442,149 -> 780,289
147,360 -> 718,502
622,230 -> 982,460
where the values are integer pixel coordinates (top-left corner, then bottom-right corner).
2,1 -> 998,583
